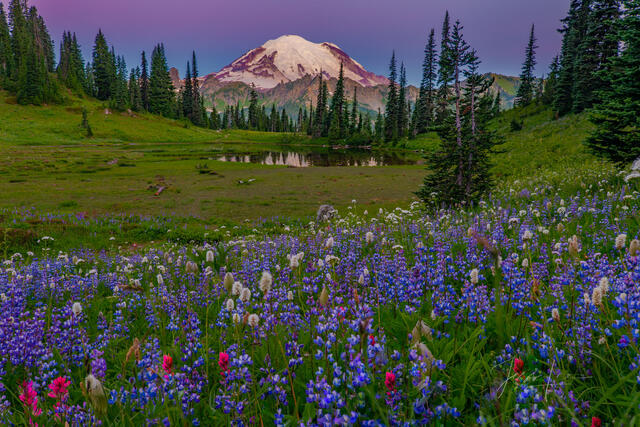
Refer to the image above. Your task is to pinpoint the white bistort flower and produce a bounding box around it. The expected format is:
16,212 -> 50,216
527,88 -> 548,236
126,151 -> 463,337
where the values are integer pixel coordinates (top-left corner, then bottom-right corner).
470,269 -> 479,285
232,281 -> 243,296
259,271 -> 273,294
240,287 -> 252,303
365,231 -> 374,244
72,302 -> 82,316
247,313 -> 260,328
325,237 -> 334,249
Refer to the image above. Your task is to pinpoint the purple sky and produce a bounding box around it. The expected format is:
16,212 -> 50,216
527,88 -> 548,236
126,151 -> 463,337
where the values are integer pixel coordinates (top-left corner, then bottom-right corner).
30,0 -> 569,85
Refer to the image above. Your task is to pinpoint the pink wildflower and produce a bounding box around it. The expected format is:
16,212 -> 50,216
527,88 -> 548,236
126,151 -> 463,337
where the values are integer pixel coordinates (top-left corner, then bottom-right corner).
47,376 -> 70,399
219,352 -> 229,375
162,355 -> 173,375
19,381 -> 42,417
384,371 -> 396,392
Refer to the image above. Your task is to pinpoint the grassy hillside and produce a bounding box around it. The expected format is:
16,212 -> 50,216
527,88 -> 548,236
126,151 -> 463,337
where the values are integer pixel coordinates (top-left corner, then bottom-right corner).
0,91 -> 311,145
489,103 -> 604,186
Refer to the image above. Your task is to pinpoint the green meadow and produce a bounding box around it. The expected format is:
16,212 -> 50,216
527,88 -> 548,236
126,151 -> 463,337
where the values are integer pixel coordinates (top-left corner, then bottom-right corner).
0,93 -> 609,253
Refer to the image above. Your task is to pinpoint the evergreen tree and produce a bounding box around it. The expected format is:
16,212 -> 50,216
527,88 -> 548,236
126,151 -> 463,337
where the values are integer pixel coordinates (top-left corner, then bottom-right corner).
515,24 -> 538,106
328,62 -> 346,141
573,0 -> 620,112
349,87 -> 358,136
384,51 -> 398,142
313,72 -> 327,137
84,61 -> 95,96
554,0 -> 591,115
92,30 -> 115,101
307,102 -> 314,135
8,0 -> 28,83
413,28 -> 437,136
586,0 -> 640,163
191,51 -> 204,126
140,51 -> 149,111
269,104 -> 278,132
149,43 -> 174,117
209,100 -> 219,129
397,62 -> 408,138
374,108 -> 384,143
129,66 -> 142,111
418,19 -> 473,205
436,11 -> 453,125
14,3 -> 58,104
57,31 -> 85,92
30,8 -> 54,73
182,61 -> 193,119
248,84 -> 258,129
111,55 -> 128,110
492,92 -> 501,117
0,3 -> 14,80
542,56 -> 560,105
461,49 -> 500,200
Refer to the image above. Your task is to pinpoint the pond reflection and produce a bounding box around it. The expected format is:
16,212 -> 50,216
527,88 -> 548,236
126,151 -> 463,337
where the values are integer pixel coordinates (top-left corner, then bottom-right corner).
216,150 -> 420,167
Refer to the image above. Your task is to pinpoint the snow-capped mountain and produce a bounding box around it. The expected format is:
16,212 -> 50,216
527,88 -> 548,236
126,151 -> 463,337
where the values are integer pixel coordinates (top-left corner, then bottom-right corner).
210,35 -> 388,90
168,35 -> 519,116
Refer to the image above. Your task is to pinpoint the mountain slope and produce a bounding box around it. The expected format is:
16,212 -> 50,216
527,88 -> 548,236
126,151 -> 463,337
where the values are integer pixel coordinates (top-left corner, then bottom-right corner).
211,35 -> 388,89
169,34 -> 523,116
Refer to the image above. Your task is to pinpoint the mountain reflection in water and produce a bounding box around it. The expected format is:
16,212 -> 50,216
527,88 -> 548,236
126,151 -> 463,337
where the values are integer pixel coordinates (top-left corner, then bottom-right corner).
216,150 -> 420,167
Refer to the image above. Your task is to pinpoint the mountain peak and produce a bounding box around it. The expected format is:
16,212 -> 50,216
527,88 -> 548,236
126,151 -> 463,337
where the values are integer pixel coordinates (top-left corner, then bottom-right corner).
210,34 -> 388,89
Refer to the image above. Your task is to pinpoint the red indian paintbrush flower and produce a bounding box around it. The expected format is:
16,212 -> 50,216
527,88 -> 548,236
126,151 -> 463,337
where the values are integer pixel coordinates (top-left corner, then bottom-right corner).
47,376 -> 70,399
162,355 -> 173,375
19,381 -> 42,417
513,358 -> 524,376
219,352 -> 230,375
591,417 -> 602,427
384,371 -> 396,392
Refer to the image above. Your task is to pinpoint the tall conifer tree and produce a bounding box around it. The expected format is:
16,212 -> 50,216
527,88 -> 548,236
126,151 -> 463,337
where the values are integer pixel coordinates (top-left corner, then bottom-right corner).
573,0 -> 620,112
328,62 -> 346,140
515,24 -> 538,106
149,43 -> 174,117
0,3 -> 13,80
384,51 -> 398,142
413,28 -> 437,136
397,63 -> 408,138
140,51 -> 149,111
586,0 -> 640,163
92,30 -> 115,101
436,11 -> 453,124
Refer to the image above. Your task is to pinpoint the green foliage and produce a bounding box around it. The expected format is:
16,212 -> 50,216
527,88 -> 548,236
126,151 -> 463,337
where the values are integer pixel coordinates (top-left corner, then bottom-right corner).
514,24 -> 537,107
412,28 -> 437,137
384,51 -> 399,143
418,19 -> 502,207
57,31 -> 85,93
92,30 -> 115,101
586,0 -> 640,163
510,118 -> 523,131
573,0 -> 620,113
149,43 -> 175,118
328,62 -> 346,141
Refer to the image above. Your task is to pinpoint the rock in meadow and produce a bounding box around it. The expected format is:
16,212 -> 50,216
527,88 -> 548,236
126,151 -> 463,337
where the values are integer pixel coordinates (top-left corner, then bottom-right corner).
316,205 -> 336,223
